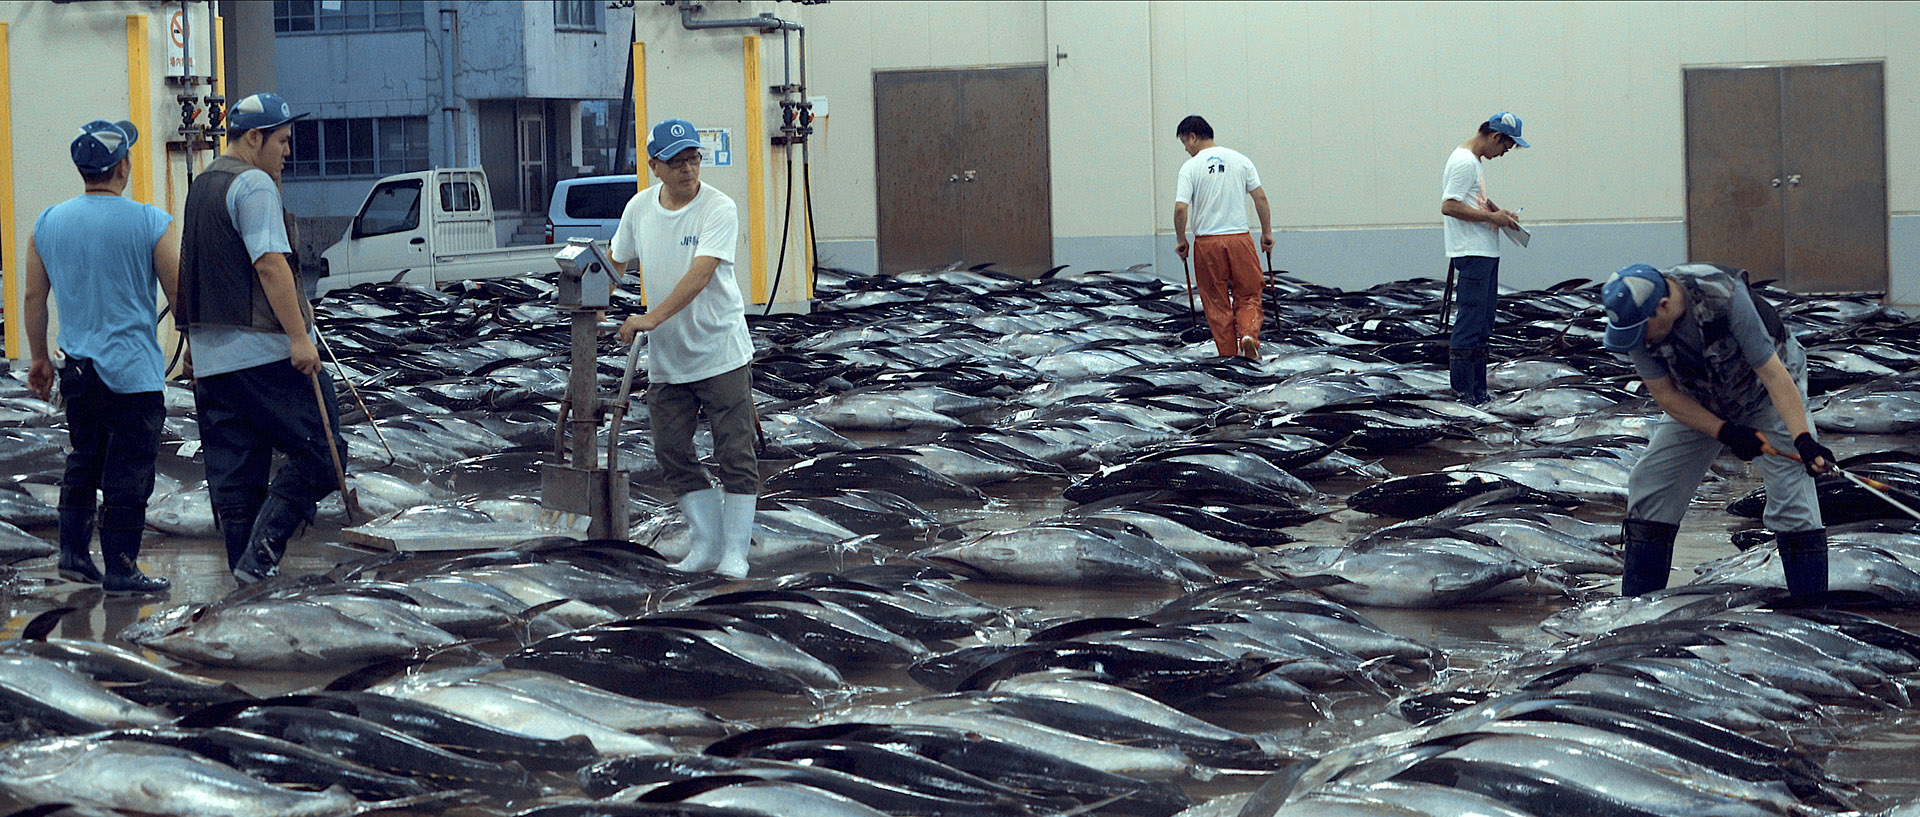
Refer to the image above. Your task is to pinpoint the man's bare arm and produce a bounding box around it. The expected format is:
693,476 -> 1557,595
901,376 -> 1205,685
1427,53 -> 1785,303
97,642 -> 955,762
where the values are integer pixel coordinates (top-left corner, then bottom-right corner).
254,252 -> 319,374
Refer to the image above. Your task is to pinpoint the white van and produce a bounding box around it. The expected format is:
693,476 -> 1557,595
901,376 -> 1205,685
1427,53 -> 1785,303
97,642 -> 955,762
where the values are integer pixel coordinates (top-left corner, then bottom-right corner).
546,174 -> 640,244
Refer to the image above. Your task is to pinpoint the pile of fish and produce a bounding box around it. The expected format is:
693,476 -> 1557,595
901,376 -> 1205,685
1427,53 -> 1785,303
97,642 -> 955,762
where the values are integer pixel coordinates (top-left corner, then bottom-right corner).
1227,595 -> 1920,817
5,262 -> 1920,815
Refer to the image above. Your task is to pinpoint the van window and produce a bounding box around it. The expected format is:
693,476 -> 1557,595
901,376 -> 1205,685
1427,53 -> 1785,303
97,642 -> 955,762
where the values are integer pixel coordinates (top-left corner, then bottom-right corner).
440,181 -> 483,212
565,181 -> 636,220
354,179 -> 422,237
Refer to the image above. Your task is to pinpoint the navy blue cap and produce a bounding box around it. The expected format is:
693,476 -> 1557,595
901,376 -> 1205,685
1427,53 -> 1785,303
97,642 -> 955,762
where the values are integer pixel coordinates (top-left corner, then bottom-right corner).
71,120 -> 138,173
226,92 -> 306,133
647,119 -> 702,161
1487,111 -> 1529,148
1602,264 -> 1667,351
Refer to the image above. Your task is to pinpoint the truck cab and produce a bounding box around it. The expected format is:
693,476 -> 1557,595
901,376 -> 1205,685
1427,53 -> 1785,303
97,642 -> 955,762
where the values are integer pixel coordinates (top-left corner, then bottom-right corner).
318,168 -> 561,293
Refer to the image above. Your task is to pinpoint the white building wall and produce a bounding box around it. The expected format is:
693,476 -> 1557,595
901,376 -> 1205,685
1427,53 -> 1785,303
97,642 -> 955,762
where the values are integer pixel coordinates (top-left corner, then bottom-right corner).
790,0 -> 1920,305
2,1 -> 215,360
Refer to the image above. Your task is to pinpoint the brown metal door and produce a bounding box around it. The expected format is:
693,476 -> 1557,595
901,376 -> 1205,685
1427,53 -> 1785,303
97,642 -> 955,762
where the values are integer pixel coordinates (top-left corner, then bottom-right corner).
1685,62 -> 1887,292
1780,62 -> 1887,292
956,67 -> 1052,278
875,67 -> 1052,277
875,71 -> 962,273
1685,66 -> 1784,280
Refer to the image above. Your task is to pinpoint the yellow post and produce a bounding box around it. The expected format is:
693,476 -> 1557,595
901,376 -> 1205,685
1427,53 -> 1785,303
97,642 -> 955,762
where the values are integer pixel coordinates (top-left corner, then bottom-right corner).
743,35 -> 767,306
632,41 -> 646,179
126,15 -> 154,205
214,15 -> 227,154
0,22 -> 16,358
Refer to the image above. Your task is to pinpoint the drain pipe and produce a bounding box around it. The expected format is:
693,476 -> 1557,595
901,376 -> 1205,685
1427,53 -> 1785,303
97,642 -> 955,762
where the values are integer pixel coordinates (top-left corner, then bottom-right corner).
678,3 -> 801,34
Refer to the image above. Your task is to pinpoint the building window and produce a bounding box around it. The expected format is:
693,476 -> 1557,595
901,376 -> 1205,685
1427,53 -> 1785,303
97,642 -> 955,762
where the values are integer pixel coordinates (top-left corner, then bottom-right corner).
554,0 -> 602,31
275,0 -> 424,34
286,117 -> 429,178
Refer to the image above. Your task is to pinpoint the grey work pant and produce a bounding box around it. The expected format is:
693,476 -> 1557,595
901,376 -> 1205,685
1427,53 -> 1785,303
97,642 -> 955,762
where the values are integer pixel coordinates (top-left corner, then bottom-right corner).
647,363 -> 760,497
1624,347 -> 1822,533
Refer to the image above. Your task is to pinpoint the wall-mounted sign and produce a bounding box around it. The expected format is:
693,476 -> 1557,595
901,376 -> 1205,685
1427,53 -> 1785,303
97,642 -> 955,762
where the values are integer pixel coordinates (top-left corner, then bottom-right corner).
698,128 -> 732,167
165,9 -> 207,78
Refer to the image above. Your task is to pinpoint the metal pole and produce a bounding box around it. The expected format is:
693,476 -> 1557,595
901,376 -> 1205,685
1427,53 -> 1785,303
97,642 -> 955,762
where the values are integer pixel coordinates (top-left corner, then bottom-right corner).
1439,262 -> 1457,332
1181,255 -> 1195,315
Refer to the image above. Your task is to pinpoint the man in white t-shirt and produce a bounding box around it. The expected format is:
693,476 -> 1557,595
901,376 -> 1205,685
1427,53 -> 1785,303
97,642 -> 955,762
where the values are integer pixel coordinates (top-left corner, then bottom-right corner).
1173,115 -> 1272,361
1440,111 -> 1528,405
612,119 -> 758,579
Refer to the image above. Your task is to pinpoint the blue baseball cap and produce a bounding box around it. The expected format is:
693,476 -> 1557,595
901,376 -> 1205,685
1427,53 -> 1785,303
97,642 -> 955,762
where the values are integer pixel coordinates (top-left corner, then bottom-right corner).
226,92 -> 306,134
71,120 -> 139,173
1602,264 -> 1667,351
1487,111 -> 1529,148
647,119 -> 702,161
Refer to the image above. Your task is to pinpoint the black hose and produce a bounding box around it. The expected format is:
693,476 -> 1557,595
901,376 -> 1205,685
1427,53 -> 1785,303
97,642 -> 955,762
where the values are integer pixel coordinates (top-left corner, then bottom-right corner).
802,143 -> 817,295
764,146 -> 795,316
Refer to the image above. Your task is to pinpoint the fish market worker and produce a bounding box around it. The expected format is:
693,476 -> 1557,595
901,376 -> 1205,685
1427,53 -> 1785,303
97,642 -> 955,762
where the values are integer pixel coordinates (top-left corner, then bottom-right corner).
613,119 -> 759,579
1173,115 -> 1272,361
1602,263 -> 1834,598
1440,112 -> 1527,406
22,119 -> 179,594
178,92 -> 345,583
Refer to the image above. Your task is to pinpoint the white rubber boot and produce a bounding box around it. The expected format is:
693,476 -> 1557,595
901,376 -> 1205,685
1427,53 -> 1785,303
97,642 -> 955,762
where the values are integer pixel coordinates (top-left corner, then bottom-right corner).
669,487 -> 723,573
715,492 -> 756,579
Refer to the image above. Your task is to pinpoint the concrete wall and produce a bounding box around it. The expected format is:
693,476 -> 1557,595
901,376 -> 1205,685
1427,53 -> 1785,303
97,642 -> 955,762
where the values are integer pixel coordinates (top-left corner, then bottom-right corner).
788,0 -> 1920,305
2,2 -> 216,360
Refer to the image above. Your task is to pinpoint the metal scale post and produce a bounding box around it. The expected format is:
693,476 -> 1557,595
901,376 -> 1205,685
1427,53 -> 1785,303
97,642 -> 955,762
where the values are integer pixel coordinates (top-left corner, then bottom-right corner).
541,238 -> 633,539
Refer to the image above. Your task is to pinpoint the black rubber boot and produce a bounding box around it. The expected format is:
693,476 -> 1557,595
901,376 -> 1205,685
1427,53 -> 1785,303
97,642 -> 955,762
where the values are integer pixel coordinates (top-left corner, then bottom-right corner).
56,489 -> 102,584
1778,528 -> 1829,598
233,494 -> 306,584
1620,518 -> 1680,596
216,505 -> 258,572
99,504 -> 168,596
1449,347 -> 1491,405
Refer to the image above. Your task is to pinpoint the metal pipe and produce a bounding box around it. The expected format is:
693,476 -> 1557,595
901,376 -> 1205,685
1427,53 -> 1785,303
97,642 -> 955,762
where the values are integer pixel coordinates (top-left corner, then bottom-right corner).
439,6 -> 459,166
679,3 -> 800,33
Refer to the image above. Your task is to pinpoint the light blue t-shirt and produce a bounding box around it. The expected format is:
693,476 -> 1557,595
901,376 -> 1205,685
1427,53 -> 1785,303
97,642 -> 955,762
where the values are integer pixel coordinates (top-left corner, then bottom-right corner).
33,195 -> 172,393
191,167 -> 305,378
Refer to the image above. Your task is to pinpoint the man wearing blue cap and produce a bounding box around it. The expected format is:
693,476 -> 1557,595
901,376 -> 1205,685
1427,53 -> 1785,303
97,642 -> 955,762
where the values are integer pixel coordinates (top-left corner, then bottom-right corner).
1602,262 -> 1835,598
21,120 -> 179,594
611,119 -> 758,578
178,92 -> 345,583
1439,112 -> 1527,405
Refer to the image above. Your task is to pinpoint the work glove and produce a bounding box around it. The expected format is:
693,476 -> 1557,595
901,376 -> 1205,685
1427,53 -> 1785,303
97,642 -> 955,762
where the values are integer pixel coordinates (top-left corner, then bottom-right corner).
1794,433 -> 1836,476
1716,421 -> 1765,461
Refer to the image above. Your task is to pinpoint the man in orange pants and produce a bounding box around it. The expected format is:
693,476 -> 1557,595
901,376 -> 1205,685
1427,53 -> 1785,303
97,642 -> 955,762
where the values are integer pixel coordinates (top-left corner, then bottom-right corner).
1173,115 -> 1272,360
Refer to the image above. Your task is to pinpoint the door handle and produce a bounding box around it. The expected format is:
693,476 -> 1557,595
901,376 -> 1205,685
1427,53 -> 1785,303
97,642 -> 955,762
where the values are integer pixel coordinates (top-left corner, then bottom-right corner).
1770,178 -> 1782,188
409,237 -> 426,245
961,170 -> 977,183
1786,174 -> 1802,187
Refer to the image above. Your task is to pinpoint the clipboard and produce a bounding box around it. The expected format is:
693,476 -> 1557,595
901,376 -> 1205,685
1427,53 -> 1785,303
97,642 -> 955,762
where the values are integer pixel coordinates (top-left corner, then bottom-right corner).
1502,223 -> 1531,248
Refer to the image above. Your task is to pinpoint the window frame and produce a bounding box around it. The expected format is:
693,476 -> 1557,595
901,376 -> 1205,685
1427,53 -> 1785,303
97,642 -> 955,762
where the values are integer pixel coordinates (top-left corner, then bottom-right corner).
275,0 -> 426,35
553,0 -> 603,32
285,116 -> 431,180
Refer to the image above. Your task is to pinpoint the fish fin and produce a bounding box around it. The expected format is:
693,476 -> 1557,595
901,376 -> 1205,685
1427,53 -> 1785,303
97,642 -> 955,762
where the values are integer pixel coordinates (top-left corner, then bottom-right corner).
1233,754 -> 1318,816
20,607 -> 78,641
358,790 -> 485,814
636,774 -> 767,802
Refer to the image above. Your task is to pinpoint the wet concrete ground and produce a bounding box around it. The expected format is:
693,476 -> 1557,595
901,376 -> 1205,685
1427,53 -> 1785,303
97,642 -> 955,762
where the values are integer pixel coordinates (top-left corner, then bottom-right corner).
4,428 -> 1920,812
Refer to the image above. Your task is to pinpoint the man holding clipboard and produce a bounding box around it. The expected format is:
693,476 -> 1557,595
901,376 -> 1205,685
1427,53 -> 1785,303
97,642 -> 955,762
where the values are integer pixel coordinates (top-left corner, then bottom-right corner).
1440,111 -> 1529,405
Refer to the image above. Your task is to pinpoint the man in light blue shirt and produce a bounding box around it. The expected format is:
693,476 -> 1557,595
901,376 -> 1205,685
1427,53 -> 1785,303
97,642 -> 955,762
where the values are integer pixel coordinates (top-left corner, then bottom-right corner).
23,119 -> 179,595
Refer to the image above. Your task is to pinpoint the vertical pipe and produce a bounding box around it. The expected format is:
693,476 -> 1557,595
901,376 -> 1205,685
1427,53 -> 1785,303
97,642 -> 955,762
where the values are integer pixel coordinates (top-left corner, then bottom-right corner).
743,35 -> 766,305
0,22 -> 17,359
440,7 -> 458,166
213,15 -> 226,154
127,15 -> 155,205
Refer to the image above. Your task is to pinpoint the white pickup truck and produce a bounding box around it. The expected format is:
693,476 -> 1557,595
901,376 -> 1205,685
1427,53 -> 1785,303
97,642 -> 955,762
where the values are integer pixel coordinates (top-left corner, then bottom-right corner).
317,168 -> 561,293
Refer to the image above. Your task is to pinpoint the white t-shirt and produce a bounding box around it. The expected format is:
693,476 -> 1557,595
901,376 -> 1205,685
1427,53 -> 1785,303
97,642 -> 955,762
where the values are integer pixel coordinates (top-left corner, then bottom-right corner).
1441,146 -> 1499,259
1175,146 -> 1261,237
609,182 -> 752,384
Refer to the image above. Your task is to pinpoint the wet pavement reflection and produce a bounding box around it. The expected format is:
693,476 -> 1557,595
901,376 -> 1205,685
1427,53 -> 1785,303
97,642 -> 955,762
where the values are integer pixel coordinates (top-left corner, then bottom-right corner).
3,428 -> 1919,812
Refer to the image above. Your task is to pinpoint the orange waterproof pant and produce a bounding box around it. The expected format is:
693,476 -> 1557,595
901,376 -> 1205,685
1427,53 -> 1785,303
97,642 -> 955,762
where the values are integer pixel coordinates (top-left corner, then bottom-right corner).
1192,232 -> 1265,356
